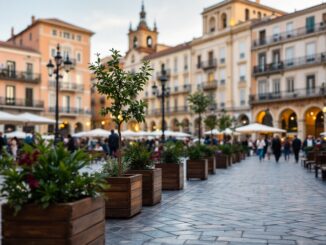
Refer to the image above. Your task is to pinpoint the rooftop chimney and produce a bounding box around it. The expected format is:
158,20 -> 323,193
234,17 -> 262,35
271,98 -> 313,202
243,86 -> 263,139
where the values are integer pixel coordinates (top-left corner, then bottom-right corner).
11,27 -> 14,37
256,0 -> 260,3
31,15 -> 35,24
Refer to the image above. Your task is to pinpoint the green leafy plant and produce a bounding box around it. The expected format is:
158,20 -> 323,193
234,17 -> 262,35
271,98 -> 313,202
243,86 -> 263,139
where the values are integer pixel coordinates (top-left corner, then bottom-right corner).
218,111 -> 233,131
124,143 -> 153,170
188,92 -> 211,143
102,158 -> 130,177
187,144 -> 205,160
217,144 -> 232,156
161,141 -> 185,164
199,144 -> 215,158
204,115 -> 218,144
0,136 -> 108,214
90,49 -> 152,176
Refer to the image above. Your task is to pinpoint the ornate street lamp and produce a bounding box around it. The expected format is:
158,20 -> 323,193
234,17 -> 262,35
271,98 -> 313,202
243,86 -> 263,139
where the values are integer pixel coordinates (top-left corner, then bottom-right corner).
46,44 -> 73,144
152,64 -> 170,142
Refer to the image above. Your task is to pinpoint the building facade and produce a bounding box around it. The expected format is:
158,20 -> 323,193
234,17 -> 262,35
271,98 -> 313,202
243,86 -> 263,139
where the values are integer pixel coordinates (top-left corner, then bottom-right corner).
123,0 -> 284,135
250,3 -> 326,139
6,16 -> 93,135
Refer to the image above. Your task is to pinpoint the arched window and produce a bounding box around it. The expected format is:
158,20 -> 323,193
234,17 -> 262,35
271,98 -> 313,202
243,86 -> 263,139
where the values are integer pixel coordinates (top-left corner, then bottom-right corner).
245,9 -> 250,21
221,13 -> 227,29
258,11 -> 262,19
209,17 -> 216,33
133,36 -> 138,48
147,36 -> 152,48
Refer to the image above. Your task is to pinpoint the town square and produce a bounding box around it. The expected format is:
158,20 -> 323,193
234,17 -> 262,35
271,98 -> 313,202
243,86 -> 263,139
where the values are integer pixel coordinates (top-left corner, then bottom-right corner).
0,0 -> 326,244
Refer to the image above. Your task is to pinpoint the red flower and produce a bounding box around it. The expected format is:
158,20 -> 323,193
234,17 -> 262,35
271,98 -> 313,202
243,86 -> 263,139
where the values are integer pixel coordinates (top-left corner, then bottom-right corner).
26,174 -> 40,189
18,150 -> 40,166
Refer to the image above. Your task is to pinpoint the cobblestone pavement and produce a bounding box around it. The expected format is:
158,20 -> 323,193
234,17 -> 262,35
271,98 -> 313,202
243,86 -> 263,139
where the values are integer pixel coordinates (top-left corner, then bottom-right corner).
106,157 -> 326,245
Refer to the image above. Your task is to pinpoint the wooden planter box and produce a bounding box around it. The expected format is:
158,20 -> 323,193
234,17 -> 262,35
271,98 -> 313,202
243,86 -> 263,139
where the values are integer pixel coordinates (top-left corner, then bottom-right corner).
155,163 -> 184,190
186,159 -> 208,180
2,197 -> 105,245
207,156 -> 216,174
127,168 -> 162,206
104,174 -> 142,218
215,153 -> 228,169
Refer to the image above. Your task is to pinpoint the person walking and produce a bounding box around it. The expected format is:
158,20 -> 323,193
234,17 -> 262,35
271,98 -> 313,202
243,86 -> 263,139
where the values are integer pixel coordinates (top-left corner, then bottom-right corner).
67,134 -> 76,153
10,137 -> 18,160
108,129 -> 119,157
256,136 -> 266,162
283,137 -> 291,161
292,135 -> 302,163
272,135 -> 282,163
266,137 -> 273,160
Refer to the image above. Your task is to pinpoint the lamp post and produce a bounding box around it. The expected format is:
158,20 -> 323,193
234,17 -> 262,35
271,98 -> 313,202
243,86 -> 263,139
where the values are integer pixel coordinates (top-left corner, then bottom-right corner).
46,44 -> 72,144
152,65 -> 169,142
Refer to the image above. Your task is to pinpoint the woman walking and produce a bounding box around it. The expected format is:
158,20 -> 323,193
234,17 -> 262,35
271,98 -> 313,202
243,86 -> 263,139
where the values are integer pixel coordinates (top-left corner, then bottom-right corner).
256,136 -> 266,162
283,137 -> 291,161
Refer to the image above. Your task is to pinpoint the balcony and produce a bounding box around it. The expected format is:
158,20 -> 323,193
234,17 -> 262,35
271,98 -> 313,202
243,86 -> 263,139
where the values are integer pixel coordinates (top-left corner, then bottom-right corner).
48,107 -> 91,116
0,97 -> 43,110
49,81 -> 84,92
170,84 -> 192,94
203,80 -> 218,90
201,59 -> 217,70
0,69 -> 41,83
155,69 -> 171,80
146,106 -> 189,116
252,22 -> 326,49
249,87 -> 326,104
253,52 -> 326,77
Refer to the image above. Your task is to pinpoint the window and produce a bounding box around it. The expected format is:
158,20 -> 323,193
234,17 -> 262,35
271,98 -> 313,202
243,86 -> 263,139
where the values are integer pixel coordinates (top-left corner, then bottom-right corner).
29,33 -> 32,41
197,55 -> 201,68
52,29 -> 57,36
245,9 -> 250,21
258,53 -> 266,71
147,36 -> 152,48
258,12 -> 262,19
133,37 -> 138,48
63,32 -> 70,39
63,96 -> 70,112
77,35 -> 82,41
51,48 -> 56,57
6,85 -> 15,105
286,22 -> 294,37
219,47 -> 226,64
323,13 -> 326,23
208,71 -> 214,82
209,17 -> 216,33
25,88 -> 33,107
239,65 -> 246,81
6,61 -> 16,77
26,63 -> 33,80
208,51 -> 214,65
174,58 -> 178,73
77,52 -> 82,63
286,77 -> 294,93
306,42 -> 316,62
272,79 -> 281,95
273,26 -> 280,41
285,47 -> 294,66
173,79 -> 178,91
239,42 -> 245,59
221,13 -> 227,29
184,55 -> 188,71
174,98 -> 178,111
240,89 -> 246,105
76,96 -> 82,110
196,74 -> 202,90
272,49 -> 281,67
62,47 -> 71,60
76,73 -> 82,84
259,30 -> 266,45
49,93 -> 55,107
219,92 -> 225,107
306,16 -> 315,33
306,75 -> 315,94
220,69 -> 226,85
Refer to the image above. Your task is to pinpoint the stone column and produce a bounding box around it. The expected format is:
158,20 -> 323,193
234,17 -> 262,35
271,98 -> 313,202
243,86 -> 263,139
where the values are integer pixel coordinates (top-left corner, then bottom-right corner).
297,119 -> 305,140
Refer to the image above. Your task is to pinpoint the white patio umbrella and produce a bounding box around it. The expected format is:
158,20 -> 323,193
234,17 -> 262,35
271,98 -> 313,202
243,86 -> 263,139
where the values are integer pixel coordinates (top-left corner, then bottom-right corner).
0,111 -> 25,124
121,130 -> 141,138
18,113 -> 55,125
236,123 -> 286,134
73,128 -> 112,138
149,130 -> 191,138
5,131 -> 32,139
222,128 -> 233,135
204,129 -> 220,135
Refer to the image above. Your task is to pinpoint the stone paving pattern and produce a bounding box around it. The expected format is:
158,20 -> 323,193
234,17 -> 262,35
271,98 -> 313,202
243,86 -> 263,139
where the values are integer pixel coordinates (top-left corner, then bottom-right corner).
106,157 -> 326,245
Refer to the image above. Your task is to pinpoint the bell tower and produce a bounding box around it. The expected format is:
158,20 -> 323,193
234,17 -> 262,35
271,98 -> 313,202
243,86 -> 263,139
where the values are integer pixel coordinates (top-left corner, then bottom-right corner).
128,2 -> 158,53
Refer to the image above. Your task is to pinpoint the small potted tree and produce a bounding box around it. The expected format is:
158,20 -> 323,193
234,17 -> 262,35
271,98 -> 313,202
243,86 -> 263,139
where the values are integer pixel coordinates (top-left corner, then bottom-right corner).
155,141 -> 185,190
200,144 -> 216,174
1,138 -> 107,244
204,115 -> 218,145
186,144 -> 208,180
188,92 -> 211,143
125,143 -> 162,206
90,49 -> 152,218
216,144 -> 231,169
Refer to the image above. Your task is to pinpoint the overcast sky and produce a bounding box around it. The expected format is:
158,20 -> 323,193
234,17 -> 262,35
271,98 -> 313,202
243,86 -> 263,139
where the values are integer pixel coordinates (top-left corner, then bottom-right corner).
0,0 -> 324,60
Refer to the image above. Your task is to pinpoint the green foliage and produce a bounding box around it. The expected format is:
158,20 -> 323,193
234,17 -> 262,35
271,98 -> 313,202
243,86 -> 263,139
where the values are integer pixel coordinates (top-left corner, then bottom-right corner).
187,144 -> 205,160
124,143 -> 153,170
199,144 -> 215,157
218,112 -> 233,131
188,92 -> 211,115
217,144 -> 232,156
161,141 -> 185,164
90,49 -> 152,176
204,115 -> 218,132
102,158 -> 130,177
0,136 -> 108,214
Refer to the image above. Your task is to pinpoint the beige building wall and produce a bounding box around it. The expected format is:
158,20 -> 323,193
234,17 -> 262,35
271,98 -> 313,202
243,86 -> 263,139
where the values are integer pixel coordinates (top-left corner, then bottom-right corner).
251,3 -> 326,139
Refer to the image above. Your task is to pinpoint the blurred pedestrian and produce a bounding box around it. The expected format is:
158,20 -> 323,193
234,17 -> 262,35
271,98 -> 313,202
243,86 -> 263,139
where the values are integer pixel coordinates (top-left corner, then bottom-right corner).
108,129 -> 119,157
256,136 -> 265,162
292,135 -> 301,163
283,137 -> 291,161
67,134 -> 76,153
10,137 -> 18,160
272,135 -> 282,163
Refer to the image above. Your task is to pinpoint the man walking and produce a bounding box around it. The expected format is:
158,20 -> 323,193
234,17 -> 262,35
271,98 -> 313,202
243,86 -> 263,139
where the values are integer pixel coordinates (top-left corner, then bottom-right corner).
292,135 -> 302,163
272,135 -> 282,163
108,129 -> 119,157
